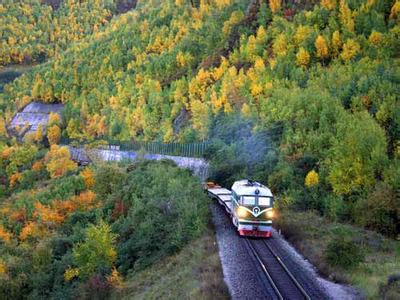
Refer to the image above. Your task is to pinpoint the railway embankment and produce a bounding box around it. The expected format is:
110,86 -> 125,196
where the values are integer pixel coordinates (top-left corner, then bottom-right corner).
275,210 -> 400,299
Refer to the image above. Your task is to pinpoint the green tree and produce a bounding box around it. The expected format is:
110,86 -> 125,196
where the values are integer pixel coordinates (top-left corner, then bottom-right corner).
73,221 -> 117,279
327,112 -> 388,195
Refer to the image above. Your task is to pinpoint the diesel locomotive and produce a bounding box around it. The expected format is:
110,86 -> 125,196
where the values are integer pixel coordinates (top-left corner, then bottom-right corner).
230,180 -> 274,237
207,179 -> 274,238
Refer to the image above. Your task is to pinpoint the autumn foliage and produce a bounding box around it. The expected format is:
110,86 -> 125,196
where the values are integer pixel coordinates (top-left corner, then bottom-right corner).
47,125 -> 61,145
44,145 -> 77,178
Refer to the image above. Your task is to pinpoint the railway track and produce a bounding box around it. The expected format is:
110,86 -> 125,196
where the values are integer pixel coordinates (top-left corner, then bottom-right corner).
245,238 -> 311,300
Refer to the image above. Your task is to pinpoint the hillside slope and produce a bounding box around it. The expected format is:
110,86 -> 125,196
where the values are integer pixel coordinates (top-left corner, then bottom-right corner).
0,0 -> 137,66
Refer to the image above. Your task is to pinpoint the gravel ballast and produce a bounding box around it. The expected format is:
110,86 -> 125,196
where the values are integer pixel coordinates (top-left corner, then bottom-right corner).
211,203 -> 360,299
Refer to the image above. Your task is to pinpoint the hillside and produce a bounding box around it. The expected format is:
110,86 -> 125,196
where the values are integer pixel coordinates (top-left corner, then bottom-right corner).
0,0 -> 137,66
2,0 -> 398,229
0,0 -> 399,298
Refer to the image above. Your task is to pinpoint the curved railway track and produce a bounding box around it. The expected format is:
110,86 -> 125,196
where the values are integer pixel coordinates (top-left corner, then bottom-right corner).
245,238 -> 311,300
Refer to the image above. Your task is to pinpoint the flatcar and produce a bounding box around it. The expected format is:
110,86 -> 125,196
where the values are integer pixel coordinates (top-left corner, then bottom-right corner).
230,179 -> 274,237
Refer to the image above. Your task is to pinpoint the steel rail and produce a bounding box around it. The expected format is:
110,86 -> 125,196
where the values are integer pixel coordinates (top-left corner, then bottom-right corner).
263,239 -> 311,300
244,238 -> 283,300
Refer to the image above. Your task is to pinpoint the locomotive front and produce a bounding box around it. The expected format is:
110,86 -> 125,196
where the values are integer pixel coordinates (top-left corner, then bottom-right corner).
231,180 -> 274,237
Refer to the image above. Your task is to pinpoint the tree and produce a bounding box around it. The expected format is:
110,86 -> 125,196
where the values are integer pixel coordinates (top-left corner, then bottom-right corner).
48,112 -> 61,126
327,112 -> 388,195
341,39 -> 360,62
331,30 -> 342,57
269,0 -> 281,13
339,0 -> 354,32
273,34 -> 287,57
321,0 -> 336,10
80,168 -> 95,189
0,225 -> 12,243
35,125 -> 44,143
0,116 -> 8,137
47,125 -> 61,145
390,1 -> 400,19
315,35 -> 329,60
368,31 -> 382,45
72,221 -> 117,279
44,145 -> 77,178
296,47 -> 310,68
191,100 -> 210,139
305,170 -> 319,187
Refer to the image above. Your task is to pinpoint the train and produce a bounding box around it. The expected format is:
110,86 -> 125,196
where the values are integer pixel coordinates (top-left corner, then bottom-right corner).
207,179 -> 274,238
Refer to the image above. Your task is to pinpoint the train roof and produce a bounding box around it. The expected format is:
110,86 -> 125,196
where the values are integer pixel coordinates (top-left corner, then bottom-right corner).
231,180 -> 273,197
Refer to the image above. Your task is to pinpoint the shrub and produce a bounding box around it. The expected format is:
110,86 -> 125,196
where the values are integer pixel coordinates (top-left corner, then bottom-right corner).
325,237 -> 365,269
321,194 -> 345,221
111,160 -> 208,273
354,182 -> 399,237
72,221 -> 117,279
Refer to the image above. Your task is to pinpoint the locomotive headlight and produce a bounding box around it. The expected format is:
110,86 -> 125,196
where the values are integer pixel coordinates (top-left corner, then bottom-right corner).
236,206 -> 249,218
265,209 -> 274,219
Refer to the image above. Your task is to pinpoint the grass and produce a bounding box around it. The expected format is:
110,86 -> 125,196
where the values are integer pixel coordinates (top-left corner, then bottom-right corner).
275,209 -> 400,299
111,225 -> 229,300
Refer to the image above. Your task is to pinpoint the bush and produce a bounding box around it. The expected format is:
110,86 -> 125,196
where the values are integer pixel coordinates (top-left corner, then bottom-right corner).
325,237 -> 365,269
321,194 -> 345,222
94,164 -> 126,200
106,160 -> 209,273
354,182 -> 399,237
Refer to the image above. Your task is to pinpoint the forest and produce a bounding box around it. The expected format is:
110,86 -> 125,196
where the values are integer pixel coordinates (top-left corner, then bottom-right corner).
1,0 -> 398,233
0,0 -> 399,298
0,0 -> 136,66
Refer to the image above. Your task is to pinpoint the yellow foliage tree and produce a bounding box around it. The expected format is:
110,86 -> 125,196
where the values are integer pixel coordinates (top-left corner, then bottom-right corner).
294,25 -> 311,45
269,0 -> 281,13
47,124 -> 61,145
80,168 -> 95,189
305,170 -> 319,187
296,47 -> 310,68
34,202 -> 64,225
35,124 -> 44,143
250,82 -> 263,97
315,35 -> 329,59
0,224 -> 12,243
9,172 -> 22,188
72,191 -> 98,211
0,116 -> 8,137
191,100 -> 209,139
321,0 -> 337,10
339,0 -> 354,32
368,30 -> 382,45
215,0 -> 231,9
390,1 -> 400,19
0,260 -> 6,275
45,145 -> 77,178
64,267 -> 80,282
254,56 -> 265,71
331,30 -> 342,57
48,112 -> 61,126
256,26 -> 267,44
341,39 -> 360,62
19,221 -> 41,241
273,34 -> 287,57
32,161 -> 44,171
107,267 -> 124,288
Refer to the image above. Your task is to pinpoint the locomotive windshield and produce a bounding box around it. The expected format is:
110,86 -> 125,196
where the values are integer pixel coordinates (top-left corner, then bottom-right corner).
240,196 -> 271,206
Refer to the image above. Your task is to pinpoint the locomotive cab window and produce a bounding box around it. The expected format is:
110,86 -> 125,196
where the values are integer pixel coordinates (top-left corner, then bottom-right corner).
241,196 -> 255,205
258,197 -> 271,206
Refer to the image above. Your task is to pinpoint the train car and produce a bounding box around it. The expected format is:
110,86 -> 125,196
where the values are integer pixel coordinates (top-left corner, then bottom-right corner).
230,179 -> 274,237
